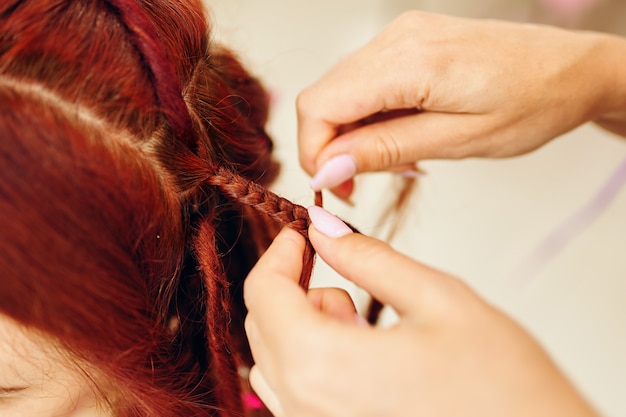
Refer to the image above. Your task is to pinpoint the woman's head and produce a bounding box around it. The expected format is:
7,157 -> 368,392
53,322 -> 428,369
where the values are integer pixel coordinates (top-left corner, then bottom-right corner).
0,315 -> 111,417
0,0 -> 304,415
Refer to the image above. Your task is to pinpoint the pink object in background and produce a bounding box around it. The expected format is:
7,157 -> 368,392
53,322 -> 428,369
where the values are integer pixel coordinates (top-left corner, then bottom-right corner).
509,155 -> 626,289
540,0 -> 605,19
243,392 -> 265,410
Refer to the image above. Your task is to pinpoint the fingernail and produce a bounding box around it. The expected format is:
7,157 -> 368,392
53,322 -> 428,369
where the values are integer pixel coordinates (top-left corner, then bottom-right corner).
307,206 -> 353,238
396,169 -> 425,179
310,154 -> 357,191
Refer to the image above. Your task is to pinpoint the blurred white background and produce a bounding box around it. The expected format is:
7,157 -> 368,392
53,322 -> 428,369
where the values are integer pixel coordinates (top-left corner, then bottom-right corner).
205,1 -> 626,415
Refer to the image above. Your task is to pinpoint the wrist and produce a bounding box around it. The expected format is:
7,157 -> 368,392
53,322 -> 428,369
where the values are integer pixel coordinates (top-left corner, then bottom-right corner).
590,33 -> 626,135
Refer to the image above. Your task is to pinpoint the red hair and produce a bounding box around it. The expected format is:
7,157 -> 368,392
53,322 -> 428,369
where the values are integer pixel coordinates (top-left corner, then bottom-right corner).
0,0 -> 315,416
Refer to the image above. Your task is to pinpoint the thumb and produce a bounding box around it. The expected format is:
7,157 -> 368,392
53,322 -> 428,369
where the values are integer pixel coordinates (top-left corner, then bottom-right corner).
310,111 -> 480,191
307,206 -> 456,318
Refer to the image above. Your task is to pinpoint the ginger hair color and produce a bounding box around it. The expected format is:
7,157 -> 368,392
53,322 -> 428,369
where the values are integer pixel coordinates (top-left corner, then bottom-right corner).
0,0 -> 317,415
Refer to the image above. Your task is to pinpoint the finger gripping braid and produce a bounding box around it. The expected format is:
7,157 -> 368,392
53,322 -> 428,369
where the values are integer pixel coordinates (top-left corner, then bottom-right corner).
210,167 -> 385,321
207,166 -> 315,288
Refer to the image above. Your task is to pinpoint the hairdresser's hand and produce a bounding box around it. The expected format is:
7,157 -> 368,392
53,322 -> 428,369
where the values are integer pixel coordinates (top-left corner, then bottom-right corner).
244,209 -> 599,417
298,11 -> 626,198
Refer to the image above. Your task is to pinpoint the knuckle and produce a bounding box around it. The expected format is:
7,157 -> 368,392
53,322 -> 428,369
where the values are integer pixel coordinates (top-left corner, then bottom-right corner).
295,87 -> 314,118
243,315 -> 257,342
296,89 -> 322,174
425,276 -> 480,321
389,10 -> 429,38
398,9 -> 425,22
394,10 -> 422,29
243,272 -> 261,306
298,151 -> 314,175
369,131 -> 403,169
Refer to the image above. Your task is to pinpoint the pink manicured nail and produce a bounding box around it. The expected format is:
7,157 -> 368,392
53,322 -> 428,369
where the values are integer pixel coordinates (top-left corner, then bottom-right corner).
397,169 -> 425,179
307,206 -> 353,238
310,154 -> 357,191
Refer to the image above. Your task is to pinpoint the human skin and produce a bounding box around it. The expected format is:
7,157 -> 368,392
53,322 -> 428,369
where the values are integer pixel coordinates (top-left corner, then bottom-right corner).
243,10 -> 626,416
244,222 -> 600,417
0,315 -> 110,417
297,11 -> 626,198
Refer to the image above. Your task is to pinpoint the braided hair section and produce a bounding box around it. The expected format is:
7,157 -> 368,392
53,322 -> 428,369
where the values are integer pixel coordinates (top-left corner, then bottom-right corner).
107,0 -> 316,281
103,2 -> 385,417
208,165 -> 317,288
194,215 -> 246,417
103,1 -> 318,416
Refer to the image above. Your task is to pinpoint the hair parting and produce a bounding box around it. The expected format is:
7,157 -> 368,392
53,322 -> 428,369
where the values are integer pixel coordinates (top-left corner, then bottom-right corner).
106,0 -> 318,289
0,2 -> 384,417
103,0 -> 195,146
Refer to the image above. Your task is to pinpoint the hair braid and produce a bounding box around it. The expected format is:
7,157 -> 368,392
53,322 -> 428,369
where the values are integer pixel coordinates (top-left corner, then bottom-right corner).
210,167 -> 309,235
207,166 -> 315,288
195,217 -> 245,417
208,165 -> 385,320
101,3 -> 381,416
0,1 -> 388,417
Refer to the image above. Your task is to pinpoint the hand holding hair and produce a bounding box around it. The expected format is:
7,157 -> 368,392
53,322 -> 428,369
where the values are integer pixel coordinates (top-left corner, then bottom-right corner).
244,207 -> 599,417
297,11 -> 626,198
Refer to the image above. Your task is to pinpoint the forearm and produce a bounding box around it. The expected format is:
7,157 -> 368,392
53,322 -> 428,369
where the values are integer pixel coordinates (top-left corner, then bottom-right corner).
593,33 -> 626,137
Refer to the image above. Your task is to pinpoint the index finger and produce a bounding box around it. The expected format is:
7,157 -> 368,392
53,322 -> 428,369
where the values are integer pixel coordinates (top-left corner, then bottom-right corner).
296,63 -> 386,177
296,13 -> 428,176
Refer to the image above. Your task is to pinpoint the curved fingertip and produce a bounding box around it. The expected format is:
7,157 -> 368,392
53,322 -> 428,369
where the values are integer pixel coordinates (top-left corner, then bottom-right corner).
243,227 -> 306,309
277,224 -> 306,241
307,287 -> 359,323
307,206 -> 353,238
310,154 -> 357,191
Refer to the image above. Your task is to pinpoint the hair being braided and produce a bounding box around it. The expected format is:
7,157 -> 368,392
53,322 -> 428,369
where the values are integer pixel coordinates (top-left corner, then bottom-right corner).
208,166 -> 317,287
108,0 -> 316,280
103,1 -> 317,415
106,1 -> 383,416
